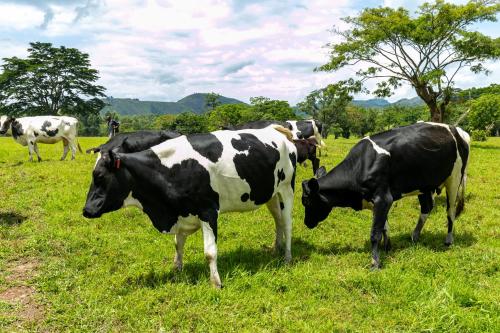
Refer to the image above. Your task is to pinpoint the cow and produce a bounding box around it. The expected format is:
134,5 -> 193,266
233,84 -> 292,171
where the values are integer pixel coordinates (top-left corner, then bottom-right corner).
287,120 -> 325,146
0,115 -> 82,161
82,125 -> 297,288
294,137 -> 320,175
301,122 -> 470,269
85,130 -> 181,155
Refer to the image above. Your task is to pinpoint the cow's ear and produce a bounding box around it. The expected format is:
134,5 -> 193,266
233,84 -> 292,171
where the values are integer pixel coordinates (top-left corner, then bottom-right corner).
109,148 -> 123,170
315,166 -> 327,178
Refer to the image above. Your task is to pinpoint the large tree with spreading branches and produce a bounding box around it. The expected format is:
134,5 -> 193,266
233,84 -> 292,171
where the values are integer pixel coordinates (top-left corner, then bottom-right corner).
0,42 -> 106,117
318,0 -> 500,122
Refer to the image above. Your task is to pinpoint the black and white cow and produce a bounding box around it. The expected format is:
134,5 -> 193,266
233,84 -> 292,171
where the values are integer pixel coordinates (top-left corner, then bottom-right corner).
85,130 -> 181,155
301,122 -> 470,269
294,138 -> 320,175
0,115 -> 82,161
83,126 -> 297,288
287,119 -> 324,143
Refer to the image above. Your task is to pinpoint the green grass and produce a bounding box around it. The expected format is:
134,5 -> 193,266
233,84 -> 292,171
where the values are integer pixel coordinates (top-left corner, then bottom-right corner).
0,136 -> 499,332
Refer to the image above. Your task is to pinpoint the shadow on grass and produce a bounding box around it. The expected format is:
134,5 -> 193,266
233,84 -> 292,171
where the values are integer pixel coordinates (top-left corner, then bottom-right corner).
388,229 -> 477,252
125,238 -> 317,288
471,143 -> 500,150
0,212 -> 27,226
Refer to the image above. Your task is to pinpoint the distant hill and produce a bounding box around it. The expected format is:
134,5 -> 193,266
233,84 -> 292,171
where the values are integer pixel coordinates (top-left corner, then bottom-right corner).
101,93 -> 245,116
351,96 -> 424,108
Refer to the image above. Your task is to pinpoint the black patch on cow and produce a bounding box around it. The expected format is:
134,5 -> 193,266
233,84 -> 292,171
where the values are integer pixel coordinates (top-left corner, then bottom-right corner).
231,133 -> 280,205
272,141 -> 277,148
186,133 -> 223,163
280,202 -> 284,210
448,126 -> 469,178
34,131 -> 39,137
296,120 -> 314,139
277,168 -> 285,186
11,121 -> 23,139
241,193 -> 249,202
289,152 -> 297,191
41,121 -> 58,137
123,151 -> 220,236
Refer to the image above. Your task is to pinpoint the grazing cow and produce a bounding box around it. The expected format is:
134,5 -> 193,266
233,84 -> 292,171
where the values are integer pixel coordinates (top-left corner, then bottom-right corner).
83,126 -> 297,288
301,122 -> 470,269
0,115 -> 82,161
294,138 -> 320,175
85,130 -> 181,155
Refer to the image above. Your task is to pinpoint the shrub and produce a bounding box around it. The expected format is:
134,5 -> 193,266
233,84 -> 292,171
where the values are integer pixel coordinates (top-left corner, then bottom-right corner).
471,129 -> 487,141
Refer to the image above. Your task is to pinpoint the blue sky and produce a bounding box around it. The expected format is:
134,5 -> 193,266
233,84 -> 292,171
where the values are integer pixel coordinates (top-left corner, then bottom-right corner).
0,0 -> 498,104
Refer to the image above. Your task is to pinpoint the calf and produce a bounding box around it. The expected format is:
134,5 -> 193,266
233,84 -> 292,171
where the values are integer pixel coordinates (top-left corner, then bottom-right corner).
83,126 -> 297,288
0,115 -> 82,161
294,138 -> 320,175
301,122 -> 470,269
85,130 -> 181,155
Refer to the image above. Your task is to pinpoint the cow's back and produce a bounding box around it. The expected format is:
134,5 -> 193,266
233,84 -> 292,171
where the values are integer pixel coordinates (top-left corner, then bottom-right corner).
149,127 -> 296,213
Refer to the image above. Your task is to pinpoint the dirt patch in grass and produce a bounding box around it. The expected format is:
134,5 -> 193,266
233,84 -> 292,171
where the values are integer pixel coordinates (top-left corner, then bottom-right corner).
0,258 -> 44,323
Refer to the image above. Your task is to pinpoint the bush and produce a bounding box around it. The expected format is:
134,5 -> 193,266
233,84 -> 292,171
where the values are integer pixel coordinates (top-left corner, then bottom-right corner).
471,129 -> 488,141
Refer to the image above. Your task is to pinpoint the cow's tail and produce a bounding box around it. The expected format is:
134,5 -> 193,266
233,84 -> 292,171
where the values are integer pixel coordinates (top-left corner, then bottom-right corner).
77,141 -> 83,154
271,125 -> 294,142
455,127 -> 470,218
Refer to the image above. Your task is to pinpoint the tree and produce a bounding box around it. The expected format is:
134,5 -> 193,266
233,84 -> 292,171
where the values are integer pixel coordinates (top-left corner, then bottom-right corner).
468,93 -> 500,134
318,0 -> 500,123
0,42 -> 106,116
207,104 -> 250,130
171,112 -> 208,134
205,92 -> 221,111
249,96 -> 296,120
300,80 -> 362,137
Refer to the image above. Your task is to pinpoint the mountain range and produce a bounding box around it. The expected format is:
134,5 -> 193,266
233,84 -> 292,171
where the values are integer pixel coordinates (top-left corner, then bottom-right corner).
101,93 -> 424,116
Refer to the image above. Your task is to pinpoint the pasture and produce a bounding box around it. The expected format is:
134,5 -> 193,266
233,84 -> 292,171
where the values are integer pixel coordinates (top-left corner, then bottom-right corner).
0,135 -> 498,332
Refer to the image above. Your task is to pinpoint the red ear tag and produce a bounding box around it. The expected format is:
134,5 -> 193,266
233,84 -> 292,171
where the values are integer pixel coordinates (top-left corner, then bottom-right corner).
115,159 -> 121,169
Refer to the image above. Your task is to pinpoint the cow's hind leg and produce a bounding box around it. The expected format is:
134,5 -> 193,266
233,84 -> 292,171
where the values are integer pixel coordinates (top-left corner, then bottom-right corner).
266,195 -> 284,254
444,177 -> 461,246
382,220 -> 391,252
412,192 -> 434,242
68,138 -> 77,160
173,233 -> 187,271
61,138 -> 70,160
200,215 -> 222,288
32,142 -> 42,162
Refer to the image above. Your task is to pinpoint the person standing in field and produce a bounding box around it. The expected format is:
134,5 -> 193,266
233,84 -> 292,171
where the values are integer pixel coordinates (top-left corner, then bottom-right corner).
105,115 -> 120,138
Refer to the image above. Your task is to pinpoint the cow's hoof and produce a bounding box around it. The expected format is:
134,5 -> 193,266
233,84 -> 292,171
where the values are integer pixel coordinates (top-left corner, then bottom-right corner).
370,258 -> 381,271
411,231 -> 420,243
37,158 -> 42,162
284,253 -> 292,264
445,233 -> 453,246
173,262 -> 183,271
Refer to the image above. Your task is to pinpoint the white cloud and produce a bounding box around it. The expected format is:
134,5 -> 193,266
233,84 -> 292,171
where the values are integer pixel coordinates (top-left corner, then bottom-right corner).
0,4 -> 44,30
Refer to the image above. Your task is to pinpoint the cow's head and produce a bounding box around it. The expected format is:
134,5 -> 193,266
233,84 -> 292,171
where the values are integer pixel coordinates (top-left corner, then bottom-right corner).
0,116 -> 14,135
301,166 -> 332,228
82,149 -> 132,218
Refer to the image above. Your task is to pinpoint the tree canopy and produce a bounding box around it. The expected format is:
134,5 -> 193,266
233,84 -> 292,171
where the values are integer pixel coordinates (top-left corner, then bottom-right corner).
318,0 -> 500,122
0,42 -> 106,117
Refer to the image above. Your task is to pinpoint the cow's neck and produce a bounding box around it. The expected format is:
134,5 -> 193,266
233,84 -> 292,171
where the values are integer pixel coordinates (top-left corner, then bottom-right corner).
318,159 -> 363,210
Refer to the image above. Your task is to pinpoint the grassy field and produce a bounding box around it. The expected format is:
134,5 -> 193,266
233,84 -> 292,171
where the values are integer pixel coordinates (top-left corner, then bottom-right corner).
0,135 -> 498,332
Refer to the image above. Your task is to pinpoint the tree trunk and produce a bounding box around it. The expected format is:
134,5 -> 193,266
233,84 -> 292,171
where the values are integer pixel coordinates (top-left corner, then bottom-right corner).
429,103 -> 443,123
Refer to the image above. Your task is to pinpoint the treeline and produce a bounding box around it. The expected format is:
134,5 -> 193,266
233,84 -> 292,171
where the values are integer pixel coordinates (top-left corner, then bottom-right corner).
80,84 -> 499,140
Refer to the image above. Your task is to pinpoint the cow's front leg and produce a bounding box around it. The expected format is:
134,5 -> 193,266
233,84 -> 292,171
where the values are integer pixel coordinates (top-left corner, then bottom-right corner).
382,220 -> 391,252
27,140 -> 35,162
173,232 -> 187,271
61,139 -> 69,160
370,192 -> 393,269
200,219 -> 222,289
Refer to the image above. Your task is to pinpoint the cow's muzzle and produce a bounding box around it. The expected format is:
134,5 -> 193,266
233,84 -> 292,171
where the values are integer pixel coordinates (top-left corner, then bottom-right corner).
82,207 -> 102,219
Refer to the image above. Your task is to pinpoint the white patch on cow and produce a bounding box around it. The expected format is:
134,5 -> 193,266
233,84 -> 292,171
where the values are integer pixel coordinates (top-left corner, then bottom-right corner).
123,192 -> 143,210
94,152 -> 102,168
364,137 -> 391,156
456,127 -> 471,145
167,214 -> 201,235
286,120 -> 300,139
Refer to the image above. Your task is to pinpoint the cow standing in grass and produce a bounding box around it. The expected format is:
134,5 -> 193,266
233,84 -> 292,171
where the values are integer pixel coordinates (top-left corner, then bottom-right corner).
0,115 -> 82,161
301,122 -> 470,269
83,126 -> 297,288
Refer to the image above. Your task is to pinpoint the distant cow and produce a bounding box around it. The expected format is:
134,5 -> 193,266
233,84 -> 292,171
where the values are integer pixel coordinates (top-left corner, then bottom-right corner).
85,130 -> 181,155
301,122 -> 470,269
294,138 -> 320,175
287,120 -> 324,145
83,126 -> 297,288
0,115 -> 82,161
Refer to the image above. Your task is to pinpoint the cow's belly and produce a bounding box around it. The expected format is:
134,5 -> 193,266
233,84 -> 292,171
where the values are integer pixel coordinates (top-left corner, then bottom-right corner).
213,176 -> 264,213
166,215 -> 201,235
37,136 -> 62,144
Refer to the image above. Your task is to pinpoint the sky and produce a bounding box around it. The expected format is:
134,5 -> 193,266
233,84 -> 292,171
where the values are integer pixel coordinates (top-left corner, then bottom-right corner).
0,0 -> 498,105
